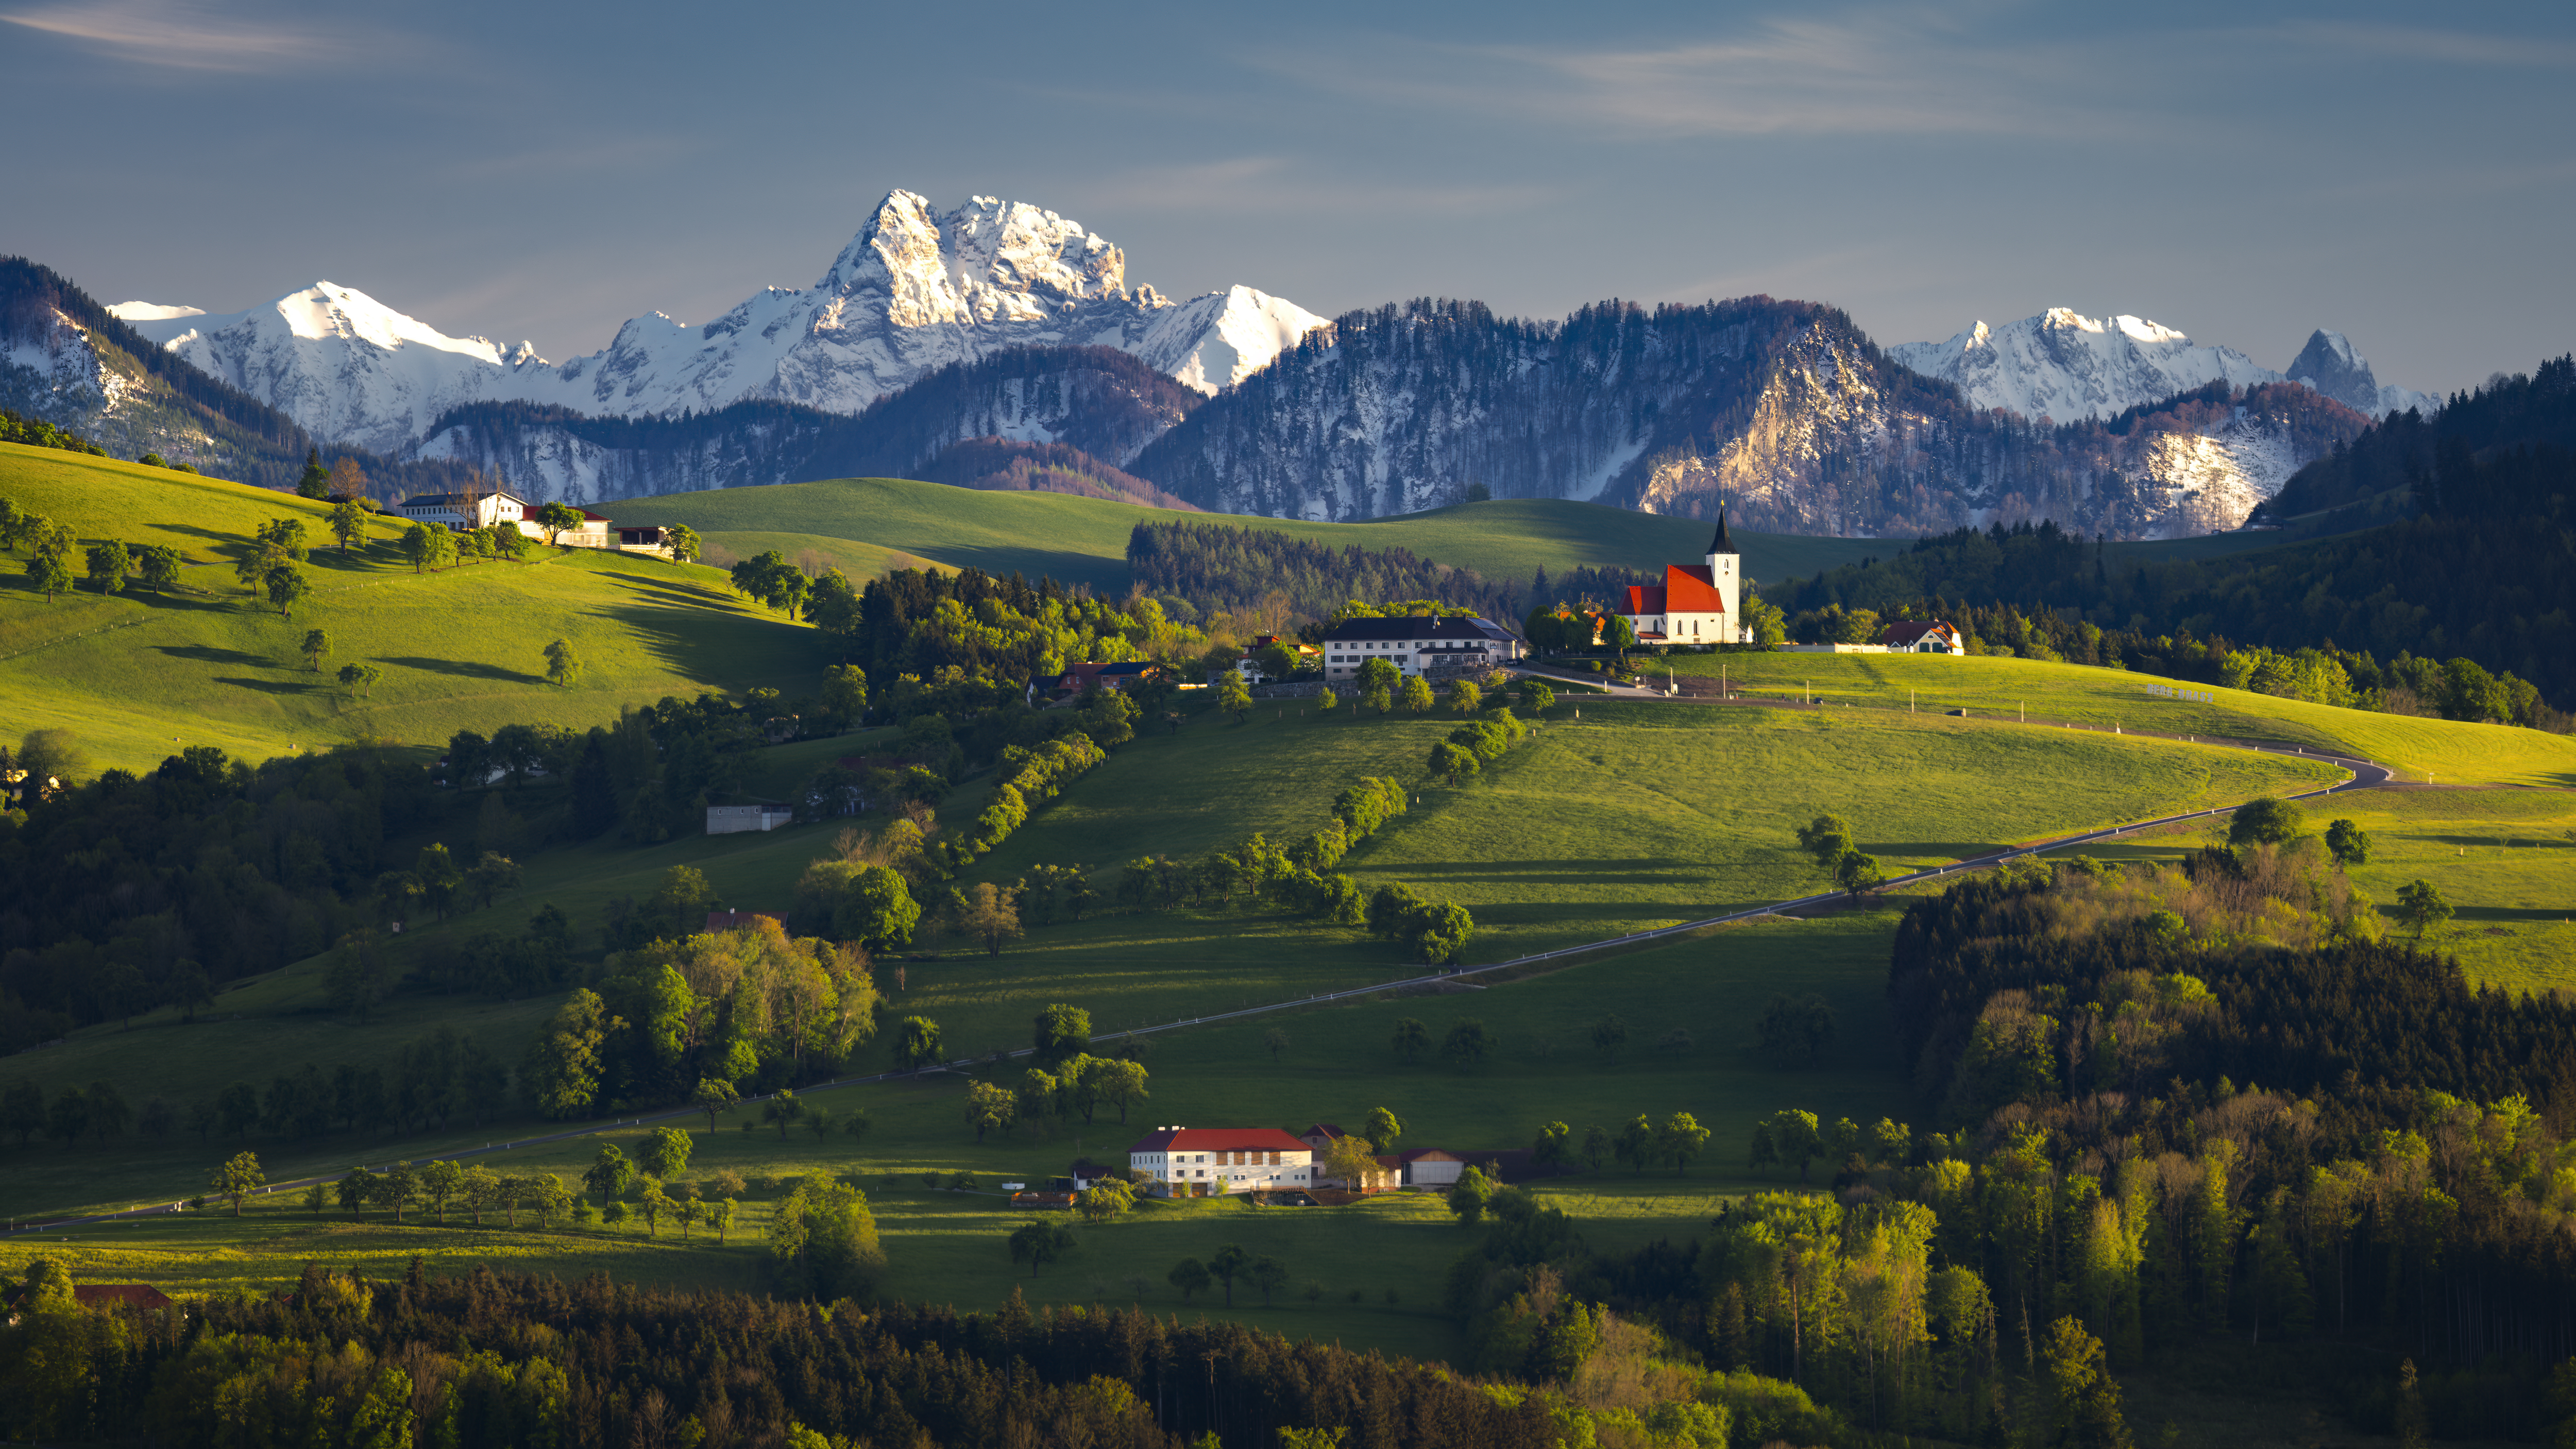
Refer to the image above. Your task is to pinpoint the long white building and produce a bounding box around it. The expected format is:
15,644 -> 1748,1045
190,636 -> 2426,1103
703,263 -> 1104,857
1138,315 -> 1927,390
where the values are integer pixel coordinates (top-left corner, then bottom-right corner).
1129,1126 -> 1314,1198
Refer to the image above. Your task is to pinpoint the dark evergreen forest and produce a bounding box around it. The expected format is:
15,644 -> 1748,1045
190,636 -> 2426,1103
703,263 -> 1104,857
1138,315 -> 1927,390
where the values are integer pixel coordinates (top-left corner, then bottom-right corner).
1765,357 -> 2576,710
1126,520 -> 1649,628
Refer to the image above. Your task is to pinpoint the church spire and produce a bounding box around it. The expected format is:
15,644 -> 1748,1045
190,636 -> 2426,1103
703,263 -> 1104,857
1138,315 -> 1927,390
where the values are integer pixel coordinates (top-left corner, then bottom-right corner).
1706,509 -> 1738,557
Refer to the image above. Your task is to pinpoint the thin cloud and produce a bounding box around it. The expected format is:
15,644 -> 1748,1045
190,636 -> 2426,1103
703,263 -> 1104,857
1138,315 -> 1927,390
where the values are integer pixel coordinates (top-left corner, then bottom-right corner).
1084,157 -> 1556,217
1260,10 -> 2133,141
2276,19 -> 2576,70
3,0 -> 359,71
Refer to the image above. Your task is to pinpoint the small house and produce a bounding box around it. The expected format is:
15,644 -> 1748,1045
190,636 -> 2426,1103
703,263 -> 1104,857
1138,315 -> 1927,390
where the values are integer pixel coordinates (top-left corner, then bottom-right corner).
1391,1148 -> 1467,1188
1879,621 -> 1965,654
705,804 -> 794,835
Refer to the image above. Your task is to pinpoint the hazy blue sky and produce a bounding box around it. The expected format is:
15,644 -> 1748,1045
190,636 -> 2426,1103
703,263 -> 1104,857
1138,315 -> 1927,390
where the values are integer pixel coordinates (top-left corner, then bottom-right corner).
6,0 -> 2570,394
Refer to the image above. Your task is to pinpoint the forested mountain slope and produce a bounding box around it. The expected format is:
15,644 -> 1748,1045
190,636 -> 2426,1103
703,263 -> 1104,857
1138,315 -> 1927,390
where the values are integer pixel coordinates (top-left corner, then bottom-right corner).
1125,298 -> 2369,538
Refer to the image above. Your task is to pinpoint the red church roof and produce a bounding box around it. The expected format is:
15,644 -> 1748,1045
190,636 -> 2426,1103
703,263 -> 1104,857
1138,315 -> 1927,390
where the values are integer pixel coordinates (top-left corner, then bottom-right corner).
1623,565 -> 1726,617
1662,564 -> 1724,611
1129,1127 -> 1312,1154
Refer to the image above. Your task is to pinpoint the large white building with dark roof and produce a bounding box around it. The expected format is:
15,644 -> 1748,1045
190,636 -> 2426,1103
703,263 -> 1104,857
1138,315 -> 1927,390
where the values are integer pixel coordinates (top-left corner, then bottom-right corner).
1318,613 -> 1521,683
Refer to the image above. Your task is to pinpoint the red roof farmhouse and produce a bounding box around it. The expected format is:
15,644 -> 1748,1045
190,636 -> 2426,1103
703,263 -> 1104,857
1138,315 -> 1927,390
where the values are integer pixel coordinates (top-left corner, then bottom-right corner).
1129,1127 -> 1315,1198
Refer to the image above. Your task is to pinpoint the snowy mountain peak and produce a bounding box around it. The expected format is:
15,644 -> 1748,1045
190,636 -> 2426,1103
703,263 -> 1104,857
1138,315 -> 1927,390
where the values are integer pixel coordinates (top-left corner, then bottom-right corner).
110,188 -> 1326,453
1893,308 -> 2427,421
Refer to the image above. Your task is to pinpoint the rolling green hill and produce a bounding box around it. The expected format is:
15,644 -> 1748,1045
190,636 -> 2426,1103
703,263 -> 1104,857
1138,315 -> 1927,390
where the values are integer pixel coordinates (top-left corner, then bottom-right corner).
1656,650 -> 2576,786
0,444 -> 821,771
634,475 -> 2308,599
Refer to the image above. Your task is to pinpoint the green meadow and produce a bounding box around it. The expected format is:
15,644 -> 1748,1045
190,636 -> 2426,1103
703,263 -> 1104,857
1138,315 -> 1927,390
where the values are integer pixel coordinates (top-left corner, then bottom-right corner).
636,475 -> 2307,601
4,700 -> 2342,1224
0,443 -> 817,771
2037,785 -> 2576,996
1658,649 -> 2576,786
626,479 -> 1894,596
1,910 -> 1911,1366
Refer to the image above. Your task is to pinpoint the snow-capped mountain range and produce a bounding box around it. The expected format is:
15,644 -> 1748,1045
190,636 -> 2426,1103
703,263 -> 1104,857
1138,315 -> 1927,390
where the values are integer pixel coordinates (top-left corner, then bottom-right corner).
109,191 -> 1325,456
1888,308 -> 2436,422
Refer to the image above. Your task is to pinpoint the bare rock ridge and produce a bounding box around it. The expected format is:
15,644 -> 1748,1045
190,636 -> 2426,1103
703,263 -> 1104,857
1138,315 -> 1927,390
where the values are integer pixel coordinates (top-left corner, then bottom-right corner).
1122,298 -> 2379,538
106,191 -> 1326,456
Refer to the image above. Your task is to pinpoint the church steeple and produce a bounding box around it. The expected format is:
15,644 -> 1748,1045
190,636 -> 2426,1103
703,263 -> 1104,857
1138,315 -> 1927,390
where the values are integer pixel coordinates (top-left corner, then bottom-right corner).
1706,509 -> 1739,557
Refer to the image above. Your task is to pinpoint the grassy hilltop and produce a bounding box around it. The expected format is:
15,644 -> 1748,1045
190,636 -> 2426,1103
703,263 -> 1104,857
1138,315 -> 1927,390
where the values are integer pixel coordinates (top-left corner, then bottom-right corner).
633,474 -> 2302,598
0,443 -> 817,770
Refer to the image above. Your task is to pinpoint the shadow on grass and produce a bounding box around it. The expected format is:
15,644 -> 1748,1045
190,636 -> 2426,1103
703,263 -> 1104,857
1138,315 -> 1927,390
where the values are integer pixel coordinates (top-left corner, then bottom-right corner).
158,643 -> 274,667
383,655 -> 543,684
1868,840 -> 2014,860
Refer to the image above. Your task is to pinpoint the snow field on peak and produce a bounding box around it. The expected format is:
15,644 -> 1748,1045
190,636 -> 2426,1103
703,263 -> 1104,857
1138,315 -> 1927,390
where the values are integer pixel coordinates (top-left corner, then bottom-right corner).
1892,308 -> 2431,422
105,190 -> 1326,452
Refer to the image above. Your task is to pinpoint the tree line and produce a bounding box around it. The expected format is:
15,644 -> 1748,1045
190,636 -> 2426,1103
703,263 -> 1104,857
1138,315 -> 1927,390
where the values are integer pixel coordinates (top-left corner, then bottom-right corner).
1,1021 -> 510,1153
0,1257 -> 1792,1448
1769,355 -> 2576,715
1127,518 -> 1650,636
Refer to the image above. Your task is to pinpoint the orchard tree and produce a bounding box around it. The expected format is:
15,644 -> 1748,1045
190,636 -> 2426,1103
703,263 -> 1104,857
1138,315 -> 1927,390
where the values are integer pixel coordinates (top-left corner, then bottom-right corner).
329,498 -> 368,555
211,1150 -> 265,1216
1391,1017 -> 1430,1064
2326,819 -> 2371,866
2397,879 -> 2454,939
1216,669 -> 1253,723
691,1078 -> 740,1132
2229,797 -> 2308,848
1399,675 -> 1435,714
84,539 -> 131,593
544,638 -> 582,687
301,629 -> 331,671
894,1015 -> 945,1071
664,523 -> 702,561
338,662 -> 382,698
136,544 -> 182,593
265,563 -> 311,618
27,549 -> 73,601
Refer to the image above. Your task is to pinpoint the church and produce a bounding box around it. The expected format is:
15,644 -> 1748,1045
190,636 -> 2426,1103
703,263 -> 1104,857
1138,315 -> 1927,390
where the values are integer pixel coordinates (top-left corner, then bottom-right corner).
1615,513 -> 1749,645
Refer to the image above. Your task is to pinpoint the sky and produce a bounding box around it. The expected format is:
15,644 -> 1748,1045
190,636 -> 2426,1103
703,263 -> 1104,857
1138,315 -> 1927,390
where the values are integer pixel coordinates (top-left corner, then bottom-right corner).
4,0 -> 2571,396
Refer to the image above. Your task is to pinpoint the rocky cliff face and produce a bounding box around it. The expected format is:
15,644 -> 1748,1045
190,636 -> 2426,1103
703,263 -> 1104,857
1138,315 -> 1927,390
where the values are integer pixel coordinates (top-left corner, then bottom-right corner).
1127,298 -> 2372,539
110,191 -> 1324,457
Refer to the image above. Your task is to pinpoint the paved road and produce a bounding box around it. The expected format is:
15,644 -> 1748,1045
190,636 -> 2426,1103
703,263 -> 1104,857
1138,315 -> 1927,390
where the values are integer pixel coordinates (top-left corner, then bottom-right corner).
5,694 -> 2389,1236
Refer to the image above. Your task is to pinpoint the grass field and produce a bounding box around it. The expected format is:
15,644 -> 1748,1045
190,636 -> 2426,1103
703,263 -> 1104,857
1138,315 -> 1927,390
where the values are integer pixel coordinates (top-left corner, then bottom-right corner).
1657,651 -> 2576,787
636,476 -> 2313,601
970,698 -> 2344,961
626,480 -> 1891,595
0,444 -> 821,771
0,910 -> 1911,1366
2036,786 -> 2576,996
0,698 -> 2342,1217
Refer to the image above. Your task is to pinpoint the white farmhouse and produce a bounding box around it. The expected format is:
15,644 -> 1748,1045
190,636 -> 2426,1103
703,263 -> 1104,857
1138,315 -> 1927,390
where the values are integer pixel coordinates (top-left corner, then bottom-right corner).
1319,615 -> 1522,684
398,488 -> 537,536
1129,1127 -> 1314,1198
